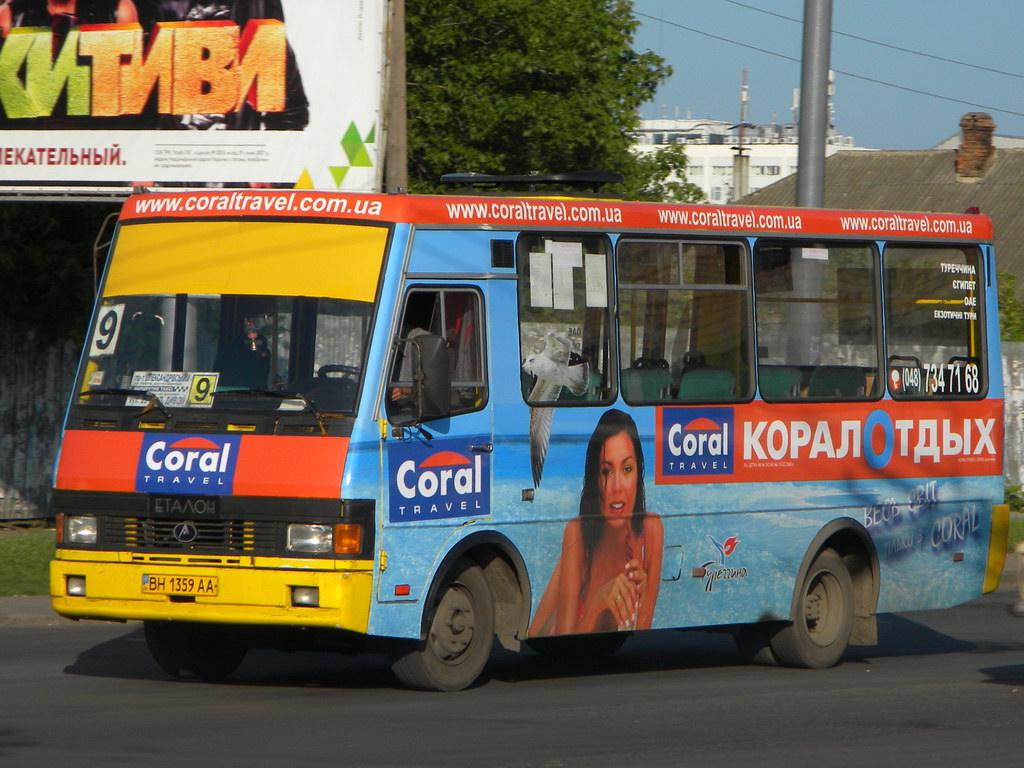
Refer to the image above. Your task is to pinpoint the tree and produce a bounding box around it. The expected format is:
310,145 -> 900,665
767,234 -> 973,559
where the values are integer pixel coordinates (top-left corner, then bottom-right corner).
0,202 -> 118,345
405,0 -> 701,201
998,271 -> 1024,342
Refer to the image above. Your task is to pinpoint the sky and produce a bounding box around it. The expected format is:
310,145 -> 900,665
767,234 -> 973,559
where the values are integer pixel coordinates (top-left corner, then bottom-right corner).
631,0 -> 1024,150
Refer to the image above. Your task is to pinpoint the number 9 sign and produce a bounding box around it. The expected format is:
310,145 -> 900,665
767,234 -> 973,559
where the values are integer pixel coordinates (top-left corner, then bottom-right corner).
88,304 -> 125,357
189,374 -> 219,406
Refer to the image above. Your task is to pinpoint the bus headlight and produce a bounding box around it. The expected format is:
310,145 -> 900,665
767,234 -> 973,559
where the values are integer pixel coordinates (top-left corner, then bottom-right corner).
66,516 -> 98,545
287,524 -> 333,554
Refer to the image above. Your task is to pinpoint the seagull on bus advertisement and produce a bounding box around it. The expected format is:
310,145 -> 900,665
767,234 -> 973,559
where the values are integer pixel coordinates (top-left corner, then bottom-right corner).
522,332 -> 590,487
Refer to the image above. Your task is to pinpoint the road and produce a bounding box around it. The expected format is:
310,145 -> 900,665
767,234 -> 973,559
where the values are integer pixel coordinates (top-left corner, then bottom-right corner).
2,576 -> 1021,768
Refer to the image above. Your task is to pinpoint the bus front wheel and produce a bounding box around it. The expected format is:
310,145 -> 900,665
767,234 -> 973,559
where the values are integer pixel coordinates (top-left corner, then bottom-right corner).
770,548 -> 854,668
143,620 -> 247,682
388,561 -> 495,691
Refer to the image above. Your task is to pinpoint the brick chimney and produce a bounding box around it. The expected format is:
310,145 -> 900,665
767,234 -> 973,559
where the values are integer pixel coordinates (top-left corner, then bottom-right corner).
956,112 -> 995,179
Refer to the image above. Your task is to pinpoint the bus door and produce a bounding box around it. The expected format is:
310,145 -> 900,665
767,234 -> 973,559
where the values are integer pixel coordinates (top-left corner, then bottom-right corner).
376,283 -> 493,603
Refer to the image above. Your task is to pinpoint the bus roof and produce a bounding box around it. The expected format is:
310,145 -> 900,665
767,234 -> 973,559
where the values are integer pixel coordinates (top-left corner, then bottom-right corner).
118,189 -> 993,241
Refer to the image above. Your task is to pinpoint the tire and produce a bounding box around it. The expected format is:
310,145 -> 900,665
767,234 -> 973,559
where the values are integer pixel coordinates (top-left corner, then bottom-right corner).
388,562 -> 495,691
143,621 -> 247,682
526,632 -> 629,659
769,548 -> 854,669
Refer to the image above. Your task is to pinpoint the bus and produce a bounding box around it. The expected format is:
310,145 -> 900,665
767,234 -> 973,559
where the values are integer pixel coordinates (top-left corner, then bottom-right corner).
51,181 -> 1010,690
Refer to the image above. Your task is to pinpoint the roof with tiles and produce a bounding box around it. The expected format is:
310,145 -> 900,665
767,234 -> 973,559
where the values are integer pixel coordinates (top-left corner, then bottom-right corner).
739,114 -> 1024,277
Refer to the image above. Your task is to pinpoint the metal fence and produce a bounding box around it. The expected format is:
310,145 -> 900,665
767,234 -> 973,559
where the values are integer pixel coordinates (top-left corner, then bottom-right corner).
0,334 -> 78,520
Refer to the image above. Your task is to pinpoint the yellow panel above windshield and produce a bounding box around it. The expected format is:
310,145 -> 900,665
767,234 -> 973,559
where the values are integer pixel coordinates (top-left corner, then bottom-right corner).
104,221 -> 388,302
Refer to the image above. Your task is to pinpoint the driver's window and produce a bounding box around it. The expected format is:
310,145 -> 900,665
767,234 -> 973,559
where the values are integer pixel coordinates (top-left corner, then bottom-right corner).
388,288 -> 487,417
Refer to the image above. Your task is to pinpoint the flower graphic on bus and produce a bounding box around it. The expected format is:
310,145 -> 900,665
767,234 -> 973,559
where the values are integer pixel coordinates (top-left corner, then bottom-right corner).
708,534 -> 740,562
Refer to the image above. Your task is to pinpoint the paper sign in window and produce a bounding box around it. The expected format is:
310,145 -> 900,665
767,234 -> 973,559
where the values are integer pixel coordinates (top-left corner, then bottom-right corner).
585,253 -> 607,307
548,240 -> 583,310
529,251 -> 553,308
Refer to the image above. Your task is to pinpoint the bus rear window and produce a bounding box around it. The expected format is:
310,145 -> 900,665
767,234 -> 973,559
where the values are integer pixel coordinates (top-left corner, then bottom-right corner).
884,245 -> 986,399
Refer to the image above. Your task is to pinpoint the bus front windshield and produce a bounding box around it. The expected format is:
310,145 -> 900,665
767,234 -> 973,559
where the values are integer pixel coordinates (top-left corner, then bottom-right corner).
75,218 -> 388,415
78,293 -> 374,413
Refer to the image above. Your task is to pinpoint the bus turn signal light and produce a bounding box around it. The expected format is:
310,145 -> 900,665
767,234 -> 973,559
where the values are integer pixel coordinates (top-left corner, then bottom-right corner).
334,524 -> 362,555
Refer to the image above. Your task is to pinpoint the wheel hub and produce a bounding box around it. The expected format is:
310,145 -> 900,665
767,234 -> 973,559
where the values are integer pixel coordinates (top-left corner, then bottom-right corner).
429,585 -> 475,662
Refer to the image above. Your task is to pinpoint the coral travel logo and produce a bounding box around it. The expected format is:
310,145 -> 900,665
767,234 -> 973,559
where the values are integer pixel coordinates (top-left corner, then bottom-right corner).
388,437 -> 490,522
136,434 -> 241,494
658,407 -> 734,482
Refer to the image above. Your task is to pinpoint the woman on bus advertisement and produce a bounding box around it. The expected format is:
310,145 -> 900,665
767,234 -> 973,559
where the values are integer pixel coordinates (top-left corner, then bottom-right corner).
530,409 -> 664,636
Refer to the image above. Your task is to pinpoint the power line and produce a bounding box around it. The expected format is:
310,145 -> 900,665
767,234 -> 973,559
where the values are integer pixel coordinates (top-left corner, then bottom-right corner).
722,0 -> 1024,80
722,0 -> 1024,79
633,11 -> 1024,120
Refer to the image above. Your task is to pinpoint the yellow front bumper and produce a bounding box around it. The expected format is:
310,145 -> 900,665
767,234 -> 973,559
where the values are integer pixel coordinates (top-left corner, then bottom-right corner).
51,550 -> 372,632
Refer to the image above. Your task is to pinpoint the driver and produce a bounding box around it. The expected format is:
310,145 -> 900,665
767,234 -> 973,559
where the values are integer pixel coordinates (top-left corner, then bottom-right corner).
214,317 -> 270,389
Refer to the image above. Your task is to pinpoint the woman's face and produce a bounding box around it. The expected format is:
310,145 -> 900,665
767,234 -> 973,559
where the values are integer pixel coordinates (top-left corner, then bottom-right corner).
597,430 -> 638,526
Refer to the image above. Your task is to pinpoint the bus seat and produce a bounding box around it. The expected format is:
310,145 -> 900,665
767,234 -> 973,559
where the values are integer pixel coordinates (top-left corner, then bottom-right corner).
807,365 -> 865,397
759,365 -> 802,398
287,376 -> 357,412
622,363 -> 672,401
677,367 -> 735,400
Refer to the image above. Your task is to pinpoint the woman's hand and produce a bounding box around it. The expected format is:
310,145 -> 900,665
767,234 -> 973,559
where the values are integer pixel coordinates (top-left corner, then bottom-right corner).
594,559 -> 645,629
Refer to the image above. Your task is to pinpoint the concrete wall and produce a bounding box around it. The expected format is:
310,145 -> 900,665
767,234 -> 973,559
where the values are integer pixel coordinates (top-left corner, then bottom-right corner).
1002,342 -> 1024,489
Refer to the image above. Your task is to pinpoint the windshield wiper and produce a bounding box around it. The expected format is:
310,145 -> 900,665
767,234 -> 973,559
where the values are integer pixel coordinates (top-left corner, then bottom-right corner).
78,388 -> 172,420
216,388 -> 328,436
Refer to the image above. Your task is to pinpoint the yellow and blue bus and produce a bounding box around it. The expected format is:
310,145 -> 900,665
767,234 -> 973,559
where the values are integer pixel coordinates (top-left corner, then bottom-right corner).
51,183 -> 1009,690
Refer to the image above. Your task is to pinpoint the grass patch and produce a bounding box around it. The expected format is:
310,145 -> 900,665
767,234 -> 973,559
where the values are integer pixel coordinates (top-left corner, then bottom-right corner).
0,527 -> 55,597
1010,513 -> 1024,551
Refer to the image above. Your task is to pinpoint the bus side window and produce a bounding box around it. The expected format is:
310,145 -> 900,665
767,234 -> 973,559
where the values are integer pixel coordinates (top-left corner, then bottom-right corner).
517,235 -> 613,405
753,241 -> 881,401
387,288 -> 488,420
617,239 -> 751,404
883,246 -> 986,399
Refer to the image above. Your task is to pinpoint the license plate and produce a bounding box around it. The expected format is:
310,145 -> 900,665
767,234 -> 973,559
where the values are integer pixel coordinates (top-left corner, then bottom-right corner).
142,574 -> 218,596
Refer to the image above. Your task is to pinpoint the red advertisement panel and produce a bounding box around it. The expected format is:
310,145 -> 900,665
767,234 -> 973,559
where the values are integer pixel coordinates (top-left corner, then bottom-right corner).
55,429 -> 348,499
117,190 -> 993,242
655,400 -> 1003,485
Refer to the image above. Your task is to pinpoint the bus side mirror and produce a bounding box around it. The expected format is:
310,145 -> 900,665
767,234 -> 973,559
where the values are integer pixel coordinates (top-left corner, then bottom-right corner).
387,333 -> 450,426
415,333 -> 451,422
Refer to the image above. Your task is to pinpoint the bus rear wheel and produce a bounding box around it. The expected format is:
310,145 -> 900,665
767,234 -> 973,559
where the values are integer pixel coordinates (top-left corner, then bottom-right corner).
143,621 -> 247,682
769,548 -> 854,668
388,561 -> 495,691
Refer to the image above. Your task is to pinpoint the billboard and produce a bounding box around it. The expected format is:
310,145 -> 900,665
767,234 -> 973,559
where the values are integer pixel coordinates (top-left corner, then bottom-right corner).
0,0 -> 387,192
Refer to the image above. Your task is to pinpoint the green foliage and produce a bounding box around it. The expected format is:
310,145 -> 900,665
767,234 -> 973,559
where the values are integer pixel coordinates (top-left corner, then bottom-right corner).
1011,514 -> 1024,550
997,272 -> 1024,342
406,0 -> 697,201
1006,480 -> 1024,513
629,143 -> 705,202
0,527 -> 55,597
0,202 -> 119,345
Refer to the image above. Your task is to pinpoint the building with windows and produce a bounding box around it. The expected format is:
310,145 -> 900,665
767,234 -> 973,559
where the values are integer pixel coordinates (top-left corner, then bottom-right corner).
632,117 -> 867,203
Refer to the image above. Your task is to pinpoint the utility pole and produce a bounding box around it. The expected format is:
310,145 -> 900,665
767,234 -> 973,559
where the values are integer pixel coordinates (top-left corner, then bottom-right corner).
732,69 -> 750,200
795,0 -> 832,207
383,0 -> 408,193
